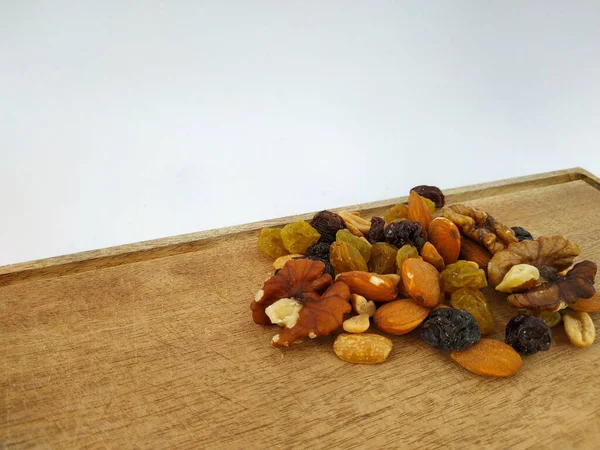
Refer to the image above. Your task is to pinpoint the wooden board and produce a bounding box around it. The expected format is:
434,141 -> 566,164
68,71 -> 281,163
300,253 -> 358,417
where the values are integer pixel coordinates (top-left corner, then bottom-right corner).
2,167 -> 600,449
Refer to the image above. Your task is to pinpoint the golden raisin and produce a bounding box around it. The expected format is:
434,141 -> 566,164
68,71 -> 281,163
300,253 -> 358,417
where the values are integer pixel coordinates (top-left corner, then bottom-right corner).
280,220 -> 321,254
450,288 -> 494,335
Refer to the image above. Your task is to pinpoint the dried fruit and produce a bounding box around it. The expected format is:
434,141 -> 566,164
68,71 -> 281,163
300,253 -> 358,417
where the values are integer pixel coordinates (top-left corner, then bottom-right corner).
508,261 -> 597,311
440,261 -> 487,293
407,191 -> 433,230
505,315 -> 552,355
335,271 -> 400,302
421,308 -> 481,351
401,259 -> 441,307
422,197 -> 436,214
273,254 -> 303,270
329,241 -> 368,274
538,310 -> 562,328
512,226 -> 534,242
450,288 -> 494,335
333,333 -> 393,364
373,300 -> 430,335
343,313 -> 370,333
251,259 -> 332,325
420,242 -> 445,272
301,242 -> 335,277
310,210 -> 346,244
271,281 -> 352,347
487,235 -> 580,287
336,229 -> 372,262
258,227 -> 288,258
280,220 -> 321,254
383,204 -> 408,224
411,185 -> 445,208
459,238 -> 492,271
304,242 -> 331,261
384,220 -> 427,250
571,292 -> 600,313
368,242 -> 398,274
563,311 -> 596,348
366,216 -> 386,244
350,294 -> 376,316
428,217 -> 461,265
338,211 -> 371,237
495,264 -> 540,293
442,204 -> 517,254
451,339 -> 522,377
395,244 -> 420,274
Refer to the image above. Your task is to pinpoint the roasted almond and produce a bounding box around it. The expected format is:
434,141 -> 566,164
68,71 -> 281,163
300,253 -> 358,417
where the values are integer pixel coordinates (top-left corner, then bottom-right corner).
451,339 -> 522,377
336,271 -> 400,302
428,217 -> 461,265
459,238 -> 492,271
408,191 -> 433,230
373,300 -> 430,335
333,333 -> 393,364
401,259 -> 441,307
420,242 -> 445,272
571,292 -> 600,313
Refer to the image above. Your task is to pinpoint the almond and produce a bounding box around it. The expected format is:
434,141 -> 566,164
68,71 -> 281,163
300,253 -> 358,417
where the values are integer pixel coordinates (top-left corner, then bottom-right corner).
428,217 -> 460,265
373,300 -> 430,335
336,271 -> 399,302
451,339 -> 522,377
408,191 -> 433,230
333,333 -> 393,364
420,242 -> 445,271
401,259 -> 441,307
459,237 -> 492,271
571,292 -> 600,313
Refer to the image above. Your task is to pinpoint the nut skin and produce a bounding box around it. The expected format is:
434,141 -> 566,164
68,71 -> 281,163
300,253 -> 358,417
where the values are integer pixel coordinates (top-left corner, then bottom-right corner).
401,259 -> 441,307
428,217 -> 461,265
373,300 -> 430,335
459,238 -> 492,271
451,339 -> 523,377
333,333 -> 393,364
335,271 -> 400,302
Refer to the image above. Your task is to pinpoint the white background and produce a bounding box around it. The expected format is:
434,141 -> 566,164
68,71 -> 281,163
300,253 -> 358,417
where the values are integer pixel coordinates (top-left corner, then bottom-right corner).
1,1 -> 599,266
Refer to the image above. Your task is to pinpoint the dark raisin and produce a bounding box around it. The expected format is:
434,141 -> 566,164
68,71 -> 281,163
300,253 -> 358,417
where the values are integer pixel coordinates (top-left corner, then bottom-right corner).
411,185 -> 445,208
304,242 -> 331,260
384,220 -> 427,250
295,253 -> 335,278
366,216 -> 386,244
310,211 -> 346,244
421,308 -> 481,351
505,314 -> 552,355
511,226 -> 534,242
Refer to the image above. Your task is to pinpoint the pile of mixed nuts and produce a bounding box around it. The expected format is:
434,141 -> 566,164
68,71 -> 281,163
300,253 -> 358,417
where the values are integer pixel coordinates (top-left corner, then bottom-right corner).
251,186 -> 598,377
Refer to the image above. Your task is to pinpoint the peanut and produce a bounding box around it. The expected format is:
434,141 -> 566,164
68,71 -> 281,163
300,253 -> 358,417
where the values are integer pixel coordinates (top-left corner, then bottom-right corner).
333,333 -> 393,364
563,311 -> 596,348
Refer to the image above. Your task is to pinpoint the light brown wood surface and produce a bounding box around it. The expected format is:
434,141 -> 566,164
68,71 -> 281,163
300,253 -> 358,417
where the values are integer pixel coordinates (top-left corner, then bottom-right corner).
2,168 -> 600,449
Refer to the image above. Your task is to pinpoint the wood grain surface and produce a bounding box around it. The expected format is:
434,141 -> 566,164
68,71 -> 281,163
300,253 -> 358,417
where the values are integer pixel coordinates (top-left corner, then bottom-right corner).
2,168 -> 600,449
